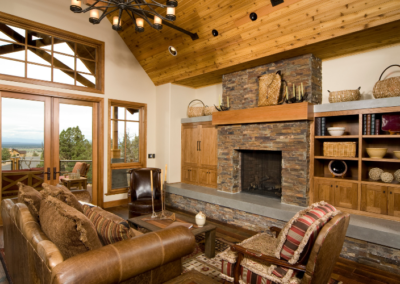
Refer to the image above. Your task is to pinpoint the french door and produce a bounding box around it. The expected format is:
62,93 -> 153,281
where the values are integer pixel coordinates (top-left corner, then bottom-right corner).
1,91 -> 99,203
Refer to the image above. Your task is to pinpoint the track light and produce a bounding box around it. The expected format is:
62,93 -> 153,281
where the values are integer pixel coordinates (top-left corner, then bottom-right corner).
250,12 -> 257,21
212,29 -> 219,37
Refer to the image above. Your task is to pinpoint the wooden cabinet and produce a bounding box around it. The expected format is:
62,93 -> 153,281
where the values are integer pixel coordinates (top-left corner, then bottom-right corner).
335,181 -> 358,210
314,179 -> 358,209
181,122 -> 217,188
361,184 -> 388,215
388,188 -> 400,217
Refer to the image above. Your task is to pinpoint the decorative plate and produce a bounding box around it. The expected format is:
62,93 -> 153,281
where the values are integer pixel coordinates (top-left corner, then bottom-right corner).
328,160 -> 348,177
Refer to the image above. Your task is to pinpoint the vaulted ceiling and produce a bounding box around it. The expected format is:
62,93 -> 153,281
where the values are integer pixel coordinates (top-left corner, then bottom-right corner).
105,0 -> 400,88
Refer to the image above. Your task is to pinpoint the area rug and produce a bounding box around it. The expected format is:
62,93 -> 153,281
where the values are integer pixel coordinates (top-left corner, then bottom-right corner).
181,234 -> 229,283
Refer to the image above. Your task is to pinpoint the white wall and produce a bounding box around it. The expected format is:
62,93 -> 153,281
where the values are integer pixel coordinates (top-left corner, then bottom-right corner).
322,44 -> 400,104
155,84 -> 195,183
194,84 -> 222,107
0,0 -> 157,202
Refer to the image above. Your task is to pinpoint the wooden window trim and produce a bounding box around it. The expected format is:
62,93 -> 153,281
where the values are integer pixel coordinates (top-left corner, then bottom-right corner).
107,99 -> 147,195
0,12 -> 105,94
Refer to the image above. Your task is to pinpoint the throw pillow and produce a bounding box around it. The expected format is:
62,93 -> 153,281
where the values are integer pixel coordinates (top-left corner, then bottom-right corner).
17,182 -> 42,222
41,183 -> 83,213
82,205 -> 142,245
39,196 -> 102,259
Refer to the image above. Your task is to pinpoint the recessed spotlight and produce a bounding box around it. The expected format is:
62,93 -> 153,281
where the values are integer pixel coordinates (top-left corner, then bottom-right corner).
212,29 -> 219,37
168,46 -> 177,56
250,12 -> 257,21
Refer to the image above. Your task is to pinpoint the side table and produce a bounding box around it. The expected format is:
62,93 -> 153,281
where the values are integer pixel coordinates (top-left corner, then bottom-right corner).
60,177 -> 87,190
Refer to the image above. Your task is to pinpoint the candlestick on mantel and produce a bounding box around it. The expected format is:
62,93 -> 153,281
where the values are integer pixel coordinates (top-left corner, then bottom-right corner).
218,95 -> 221,107
293,84 -> 295,98
286,86 -> 288,100
160,169 -> 166,218
298,86 -> 301,100
227,96 -> 230,108
150,170 -> 157,218
301,82 -> 304,96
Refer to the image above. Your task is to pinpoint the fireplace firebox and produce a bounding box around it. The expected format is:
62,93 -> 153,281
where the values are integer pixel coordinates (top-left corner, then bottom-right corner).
240,150 -> 282,199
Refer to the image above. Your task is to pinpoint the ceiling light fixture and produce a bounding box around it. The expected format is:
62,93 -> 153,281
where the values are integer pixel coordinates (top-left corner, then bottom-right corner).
70,0 -> 199,40
168,46 -> 177,56
250,12 -> 258,21
212,29 -> 219,37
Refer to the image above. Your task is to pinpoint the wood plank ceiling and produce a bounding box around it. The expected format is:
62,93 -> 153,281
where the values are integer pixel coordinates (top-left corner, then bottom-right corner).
107,0 -> 400,88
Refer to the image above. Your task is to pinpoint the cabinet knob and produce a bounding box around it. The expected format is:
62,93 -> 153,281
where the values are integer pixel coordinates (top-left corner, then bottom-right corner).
383,191 -> 385,193
336,185 -> 338,188
390,192 -> 392,194
331,185 -> 333,187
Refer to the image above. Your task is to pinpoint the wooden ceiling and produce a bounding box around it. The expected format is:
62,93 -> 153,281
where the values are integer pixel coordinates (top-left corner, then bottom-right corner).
105,0 -> 400,88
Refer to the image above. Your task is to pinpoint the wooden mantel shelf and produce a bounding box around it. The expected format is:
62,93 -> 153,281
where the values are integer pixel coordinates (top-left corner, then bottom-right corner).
212,102 -> 313,126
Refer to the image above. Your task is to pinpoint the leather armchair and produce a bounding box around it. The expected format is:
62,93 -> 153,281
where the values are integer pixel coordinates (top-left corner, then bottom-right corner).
128,168 -> 162,218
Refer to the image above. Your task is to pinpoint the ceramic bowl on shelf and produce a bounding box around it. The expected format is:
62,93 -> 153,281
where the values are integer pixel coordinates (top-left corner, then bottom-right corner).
394,151 -> 400,159
366,148 -> 387,158
327,127 -> 345,136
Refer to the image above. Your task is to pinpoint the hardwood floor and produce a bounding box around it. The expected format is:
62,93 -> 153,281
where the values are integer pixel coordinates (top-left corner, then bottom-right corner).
107,205 -> 400,284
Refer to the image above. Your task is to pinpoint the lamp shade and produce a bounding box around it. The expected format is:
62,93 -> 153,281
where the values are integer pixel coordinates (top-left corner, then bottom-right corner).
89,9 -> 100,23
136,18 -> 144,32
154,16 -> 162,30
112,16 -> 122,30
166,7 -> 176,21
70,0 -> 82,12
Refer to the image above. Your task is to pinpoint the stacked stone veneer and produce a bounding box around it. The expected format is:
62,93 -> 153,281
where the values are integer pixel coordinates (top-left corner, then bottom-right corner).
218,121 -> 311,206
166,193 -> 400,275
222,54 -> 322,108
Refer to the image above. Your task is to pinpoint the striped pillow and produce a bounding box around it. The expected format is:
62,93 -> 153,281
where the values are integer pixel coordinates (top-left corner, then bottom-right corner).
279,203 -> 337,264
83,205 -> 134,245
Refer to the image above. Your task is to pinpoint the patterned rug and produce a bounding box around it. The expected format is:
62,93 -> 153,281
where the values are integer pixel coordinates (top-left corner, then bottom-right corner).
181,234 -> 229,283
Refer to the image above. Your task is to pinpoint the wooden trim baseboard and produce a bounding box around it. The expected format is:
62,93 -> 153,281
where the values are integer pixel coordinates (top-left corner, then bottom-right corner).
103,198 -> 129,208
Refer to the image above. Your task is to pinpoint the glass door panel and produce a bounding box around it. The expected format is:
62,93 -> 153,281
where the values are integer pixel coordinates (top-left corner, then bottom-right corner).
54,99 -> 95,198
1,93 -> 51,198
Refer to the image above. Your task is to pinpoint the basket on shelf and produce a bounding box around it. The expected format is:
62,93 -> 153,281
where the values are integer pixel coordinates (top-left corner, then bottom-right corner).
373,65 -> 400,99
323,142 -> 357,157
204,106 -> 218,116
187,99 -> 205,117
328,87 -> 361,103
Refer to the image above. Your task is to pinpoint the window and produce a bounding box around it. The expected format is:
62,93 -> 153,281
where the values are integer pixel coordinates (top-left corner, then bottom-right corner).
107,99 -> 147,195
0,13 -> 104,93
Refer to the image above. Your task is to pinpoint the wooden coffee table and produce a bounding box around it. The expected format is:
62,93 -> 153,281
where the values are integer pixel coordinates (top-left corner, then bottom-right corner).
128,211 -> 216,258
164,270 -> 220,284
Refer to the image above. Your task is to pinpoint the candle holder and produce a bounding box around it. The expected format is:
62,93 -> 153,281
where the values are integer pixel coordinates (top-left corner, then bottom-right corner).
160,180 -> 167,219
214,103 -> 231,111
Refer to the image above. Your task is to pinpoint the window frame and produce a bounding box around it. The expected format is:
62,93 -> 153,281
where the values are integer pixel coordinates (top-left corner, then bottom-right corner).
107,99 -> 147,195
0,12 -> 105,94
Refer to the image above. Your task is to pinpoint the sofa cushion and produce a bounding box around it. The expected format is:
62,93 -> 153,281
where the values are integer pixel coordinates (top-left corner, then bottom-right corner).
41,183 -> 83,213
17,182 -> 42,222
39,196 -> 102,259
83,205 -> 142,245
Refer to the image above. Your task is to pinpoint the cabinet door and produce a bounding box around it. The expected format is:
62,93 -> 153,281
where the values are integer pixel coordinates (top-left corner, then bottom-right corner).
361,184 -> 388,215
182,125 -> 200,166
314,179 -> 335,204
334,181 -> 358,209
199,125 -> 218,168
209,169 -> 218,187
182,167 -> 191,183
190,168 -> 198,183
388,188 -> 400,217
198,169 -> 209,185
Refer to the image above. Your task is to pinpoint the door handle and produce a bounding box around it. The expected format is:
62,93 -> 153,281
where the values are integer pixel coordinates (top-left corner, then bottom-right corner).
42,168 -> 51,181
199,141 -> 201,151
197,141 -> 199,151
53,167 -> 61,179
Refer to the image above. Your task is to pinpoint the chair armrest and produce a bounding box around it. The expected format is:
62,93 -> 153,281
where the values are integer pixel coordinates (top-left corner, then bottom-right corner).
51,226 -> 195,284
218,238 -> 306,272
270,226 -> 282,236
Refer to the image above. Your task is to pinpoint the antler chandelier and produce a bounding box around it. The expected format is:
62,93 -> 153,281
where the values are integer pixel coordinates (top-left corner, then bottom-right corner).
70,0 -> 197,38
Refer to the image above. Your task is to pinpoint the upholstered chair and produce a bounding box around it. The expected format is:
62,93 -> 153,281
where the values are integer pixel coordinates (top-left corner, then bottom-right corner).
128,168 -> 162,218
219,202 -> 350,284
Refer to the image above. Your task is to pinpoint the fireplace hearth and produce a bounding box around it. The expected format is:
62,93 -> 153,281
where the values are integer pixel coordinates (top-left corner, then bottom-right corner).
240,150 -> 282,199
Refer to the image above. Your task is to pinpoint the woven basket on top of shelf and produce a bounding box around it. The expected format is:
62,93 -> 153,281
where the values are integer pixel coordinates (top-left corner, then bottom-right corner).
323,142 -> 357,157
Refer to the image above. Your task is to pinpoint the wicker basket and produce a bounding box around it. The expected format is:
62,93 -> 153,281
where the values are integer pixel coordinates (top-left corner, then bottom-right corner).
204,106 -> 217,116
373,65 -> 400,99
323,142 -> 357,157
328,87 -> 361,103
187,99 -> 205,118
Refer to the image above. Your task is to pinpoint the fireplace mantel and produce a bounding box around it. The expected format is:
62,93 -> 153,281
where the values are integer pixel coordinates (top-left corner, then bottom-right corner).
212,102 -> 314,126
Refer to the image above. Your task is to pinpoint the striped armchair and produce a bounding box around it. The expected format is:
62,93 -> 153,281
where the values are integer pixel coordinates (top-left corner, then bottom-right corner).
219,202 -> 350,284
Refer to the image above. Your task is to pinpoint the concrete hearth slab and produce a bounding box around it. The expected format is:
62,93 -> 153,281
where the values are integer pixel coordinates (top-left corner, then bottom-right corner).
166,183 -> 400,250
181,115 -> 212,124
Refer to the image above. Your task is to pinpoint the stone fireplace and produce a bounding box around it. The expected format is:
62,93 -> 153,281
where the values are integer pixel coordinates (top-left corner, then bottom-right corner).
217,54 -> 321,207
240,150 -> 282,199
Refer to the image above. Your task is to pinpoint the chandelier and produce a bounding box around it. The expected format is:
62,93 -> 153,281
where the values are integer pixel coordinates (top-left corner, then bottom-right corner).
70,0 -> 198,39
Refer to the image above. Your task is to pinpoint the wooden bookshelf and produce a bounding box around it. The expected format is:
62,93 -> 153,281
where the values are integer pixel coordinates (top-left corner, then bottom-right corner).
311,106 -> 400,222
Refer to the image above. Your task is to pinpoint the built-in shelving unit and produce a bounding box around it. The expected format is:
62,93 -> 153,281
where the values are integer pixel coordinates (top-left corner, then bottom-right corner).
311,105 -> 400,221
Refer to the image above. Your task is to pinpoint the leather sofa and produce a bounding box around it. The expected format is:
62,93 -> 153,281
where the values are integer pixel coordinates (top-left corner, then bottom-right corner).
2,198 -> 195,284
128,168 -> 162,218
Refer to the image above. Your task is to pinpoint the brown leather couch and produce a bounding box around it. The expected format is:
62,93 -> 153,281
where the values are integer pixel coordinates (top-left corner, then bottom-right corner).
2,198 -> 195,284
128,168 -> 162,218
